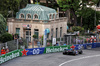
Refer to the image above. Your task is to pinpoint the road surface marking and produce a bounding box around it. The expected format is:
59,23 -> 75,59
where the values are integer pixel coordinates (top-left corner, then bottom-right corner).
59,54 -> 100,66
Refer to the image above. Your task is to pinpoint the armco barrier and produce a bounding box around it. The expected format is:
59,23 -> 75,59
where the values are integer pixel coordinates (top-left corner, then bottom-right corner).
0,43 -> 100,64
0,50 -> 20,64
44,45 -> 72,53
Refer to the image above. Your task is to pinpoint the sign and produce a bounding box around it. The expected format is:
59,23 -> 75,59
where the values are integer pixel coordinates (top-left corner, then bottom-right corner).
0,50 -> 20,64
44,46 -> 70,53
74,44 -> 84,50
23,24 -> 31,28
52,38 -> 56,45
20,48 -> 45,56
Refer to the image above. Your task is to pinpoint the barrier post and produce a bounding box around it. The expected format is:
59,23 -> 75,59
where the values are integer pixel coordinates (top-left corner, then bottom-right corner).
17,39 -> 18,50
27,39 -> 29,48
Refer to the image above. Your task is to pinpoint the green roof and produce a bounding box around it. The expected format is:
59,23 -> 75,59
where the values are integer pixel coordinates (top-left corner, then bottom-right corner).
16,4 -> 57,20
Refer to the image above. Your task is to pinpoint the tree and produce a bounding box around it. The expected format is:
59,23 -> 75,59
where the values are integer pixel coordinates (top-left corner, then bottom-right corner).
32,35 -> 37,40
0,32 -> 13,43
77,0 -> 99,26
78,8 -> 100,31
0,14 -> 6,36
0,0 -> 28,18
57,0 -> 99,26
57,0 -> 80,26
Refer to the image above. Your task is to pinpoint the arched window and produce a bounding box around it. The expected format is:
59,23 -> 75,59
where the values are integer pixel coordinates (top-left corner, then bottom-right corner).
56,14 -> 59,19
27,14 -> 31,19
49,14 -> 52,19
20,14 -> 24,19
53,14 -> 55,19
34,14 -> 38,20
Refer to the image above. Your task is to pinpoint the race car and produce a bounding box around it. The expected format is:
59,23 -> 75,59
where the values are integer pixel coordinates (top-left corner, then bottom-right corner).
63,49 -> 83,55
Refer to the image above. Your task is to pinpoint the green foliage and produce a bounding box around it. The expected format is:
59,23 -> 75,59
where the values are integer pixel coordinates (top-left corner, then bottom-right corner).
0,14 -> 6,36
0,0 -> 28,18
72,26 -> 84,32
57,0 -> 99,26
57,0 -> 80,11
67,30 -> 74,33
32,35 -> 37,39
14,33 -> 19,38
77,8 -> 100,30
0,32 -> 13,43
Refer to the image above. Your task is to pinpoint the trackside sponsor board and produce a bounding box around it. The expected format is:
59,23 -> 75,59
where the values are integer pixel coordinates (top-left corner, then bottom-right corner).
74,44 -> 87,50
0,50 -> 20,64
44,45 -> 72,53
20,48 -> 45,56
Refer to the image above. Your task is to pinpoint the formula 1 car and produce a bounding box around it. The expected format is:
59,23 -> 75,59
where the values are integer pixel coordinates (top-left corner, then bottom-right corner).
63,49 -> 83,56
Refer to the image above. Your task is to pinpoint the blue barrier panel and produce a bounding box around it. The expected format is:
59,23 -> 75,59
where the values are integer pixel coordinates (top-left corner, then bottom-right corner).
20,47 -> 45,56
95,43 -> 100,47
74,44 -> 87,50
74,43 -> 100,50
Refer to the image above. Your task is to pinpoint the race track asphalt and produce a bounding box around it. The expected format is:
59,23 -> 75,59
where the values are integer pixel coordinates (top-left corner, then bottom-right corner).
1,48 -> 100,66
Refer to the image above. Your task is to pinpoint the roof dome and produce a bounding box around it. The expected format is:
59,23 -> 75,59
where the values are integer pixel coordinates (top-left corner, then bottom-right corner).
16,4 -> 57,20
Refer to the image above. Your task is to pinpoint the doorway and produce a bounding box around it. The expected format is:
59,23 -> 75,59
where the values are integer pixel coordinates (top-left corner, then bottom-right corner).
25,30 -> 31,41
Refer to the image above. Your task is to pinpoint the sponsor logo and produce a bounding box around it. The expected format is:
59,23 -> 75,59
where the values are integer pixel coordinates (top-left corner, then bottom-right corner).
0,52 -> 19,64
33,49 -> 40,54
78,45 -> 83,49
46,47 -> 68,53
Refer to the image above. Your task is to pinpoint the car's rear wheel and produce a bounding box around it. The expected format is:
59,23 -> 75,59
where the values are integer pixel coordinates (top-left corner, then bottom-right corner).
74,53 -> 76,56
79,50 -> 83,54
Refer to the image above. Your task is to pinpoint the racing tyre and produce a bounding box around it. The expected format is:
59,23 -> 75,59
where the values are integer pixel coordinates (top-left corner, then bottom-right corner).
79,51 -> 83,54
74,53 -> 76,56
73,52 -> 76,56
63,52 -> 66,55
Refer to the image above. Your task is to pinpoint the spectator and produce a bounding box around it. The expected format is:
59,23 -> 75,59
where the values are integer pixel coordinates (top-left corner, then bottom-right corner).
12,33 -> 14,40
1,47 -> 6,55
63,43 -> 67,46
56,42 -> 59,46
5,46 -> 9,53
47,42 -> 50,46
19,37 -> 23,45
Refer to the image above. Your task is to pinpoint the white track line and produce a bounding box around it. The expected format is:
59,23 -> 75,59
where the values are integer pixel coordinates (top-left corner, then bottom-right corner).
59,54 -> 100,66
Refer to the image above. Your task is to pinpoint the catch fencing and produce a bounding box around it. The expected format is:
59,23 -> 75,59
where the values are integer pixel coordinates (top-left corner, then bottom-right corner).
0,38 -> 29,55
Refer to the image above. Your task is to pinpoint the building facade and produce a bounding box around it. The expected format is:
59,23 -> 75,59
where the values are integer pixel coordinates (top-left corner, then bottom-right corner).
7,4 -> 68,42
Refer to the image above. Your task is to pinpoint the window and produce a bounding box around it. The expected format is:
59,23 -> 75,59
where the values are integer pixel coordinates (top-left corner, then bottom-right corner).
53,14 -> 55,19
34,14 -> 38,20
51,28 -> 53,37
27,14 -> 31,19
51,28 -> 53,40
56,28 -> 58,38
16,28 -> 20,37
47,33 -> 49,38
34,29 -> 39,39
56,14 -> 59,19
20,14 -> 24,18
60,27 -> 62,37
49,14 -> 52,19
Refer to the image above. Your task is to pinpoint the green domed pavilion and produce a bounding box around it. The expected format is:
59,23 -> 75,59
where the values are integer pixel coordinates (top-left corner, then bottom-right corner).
16,4 -> 57,20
